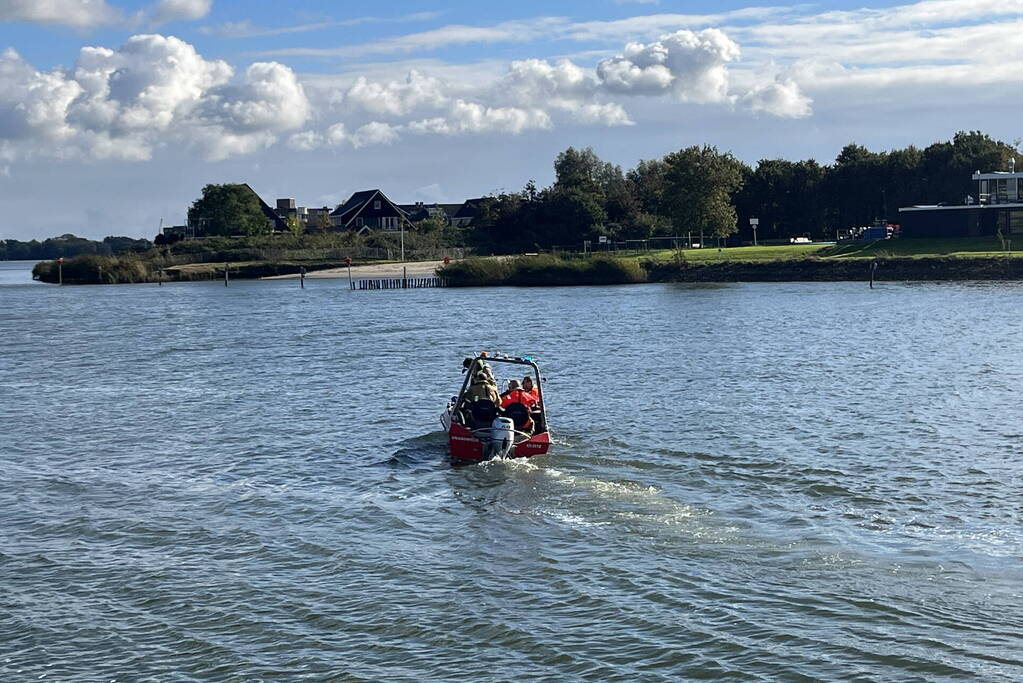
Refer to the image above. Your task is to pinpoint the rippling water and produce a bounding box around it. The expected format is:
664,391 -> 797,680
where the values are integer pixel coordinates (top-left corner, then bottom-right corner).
3,259 -> 1023,680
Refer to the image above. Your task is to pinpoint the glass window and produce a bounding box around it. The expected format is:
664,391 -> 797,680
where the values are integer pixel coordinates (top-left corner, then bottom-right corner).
374,200 -> 381,209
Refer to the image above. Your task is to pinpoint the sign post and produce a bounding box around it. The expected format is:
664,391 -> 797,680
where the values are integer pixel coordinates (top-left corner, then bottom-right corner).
750,217 -> 759,246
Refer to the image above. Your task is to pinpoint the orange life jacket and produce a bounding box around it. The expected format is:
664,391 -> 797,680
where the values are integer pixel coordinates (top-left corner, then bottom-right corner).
501,389 -> 537,411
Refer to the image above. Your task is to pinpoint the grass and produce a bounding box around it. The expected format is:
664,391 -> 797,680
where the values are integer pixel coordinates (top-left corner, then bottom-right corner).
645,244 -> 829,263
817,237 -> 1016,258
641,237 -> 1021,264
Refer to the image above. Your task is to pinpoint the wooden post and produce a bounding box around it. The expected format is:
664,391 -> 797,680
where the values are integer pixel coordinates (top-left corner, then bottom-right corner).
870,260 -> 877,289
300,266 -> 306,289
403,266 -> 407,289
224,262 -> 229,287
158,268 -> 163,286
57,257 -> 63,286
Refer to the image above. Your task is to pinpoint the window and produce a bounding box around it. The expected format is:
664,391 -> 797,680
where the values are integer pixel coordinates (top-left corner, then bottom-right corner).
355,217 -> 364,228
374,200 -> 381,210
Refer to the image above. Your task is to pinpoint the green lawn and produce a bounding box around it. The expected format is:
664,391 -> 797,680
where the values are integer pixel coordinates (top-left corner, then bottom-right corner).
646,243 -> 829,263
818,237 -> 1015,258
642,237 -> 1019,263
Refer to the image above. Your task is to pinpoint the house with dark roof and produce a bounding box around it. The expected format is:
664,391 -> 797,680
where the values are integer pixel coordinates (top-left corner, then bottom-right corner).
330,189 -> 414,233
398,201 -> 464,224
451,198 -> 486,227
242,184 -> 290,233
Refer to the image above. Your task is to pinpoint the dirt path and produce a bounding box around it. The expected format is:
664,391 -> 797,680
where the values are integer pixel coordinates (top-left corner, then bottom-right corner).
265,260 -> 445,280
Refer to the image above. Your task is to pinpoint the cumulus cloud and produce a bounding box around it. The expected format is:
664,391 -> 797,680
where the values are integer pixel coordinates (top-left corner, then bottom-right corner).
597,29 -> 741,102
741,78 -> 813,118
0,34 -> 310,162
351,121 -> 400,148
151,0 -> 212,23
0,0 -> 120,27
343,69 -> 448,116
0,48 -> 82,143
408,100 -> 552,135
70,35 -> 232,134
0,21 -> 812,164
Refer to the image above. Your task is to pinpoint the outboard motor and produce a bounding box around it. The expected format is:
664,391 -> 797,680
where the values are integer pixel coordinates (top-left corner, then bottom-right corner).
489,417 -> 516,459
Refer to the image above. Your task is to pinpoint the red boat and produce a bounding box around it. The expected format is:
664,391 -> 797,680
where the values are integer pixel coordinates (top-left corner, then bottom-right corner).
441,353 -> 551,462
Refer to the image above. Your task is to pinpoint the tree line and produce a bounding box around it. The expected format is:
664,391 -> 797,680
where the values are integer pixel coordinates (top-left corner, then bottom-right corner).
2,234 -> 152,261
469,130 -> 1017,253
178,129 -> 1017,254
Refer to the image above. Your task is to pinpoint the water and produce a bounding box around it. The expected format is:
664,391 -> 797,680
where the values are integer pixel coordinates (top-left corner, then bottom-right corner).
3,259 -> 1023,680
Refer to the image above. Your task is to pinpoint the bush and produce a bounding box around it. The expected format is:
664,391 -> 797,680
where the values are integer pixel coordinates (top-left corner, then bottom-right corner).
33,253 -> 155,284
439,254 -> 646,286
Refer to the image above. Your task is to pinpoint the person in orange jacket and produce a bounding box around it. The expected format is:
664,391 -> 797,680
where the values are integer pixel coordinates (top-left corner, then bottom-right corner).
500,379 -> 536,409
500,379 -> 538,431
521,375 -> 539,403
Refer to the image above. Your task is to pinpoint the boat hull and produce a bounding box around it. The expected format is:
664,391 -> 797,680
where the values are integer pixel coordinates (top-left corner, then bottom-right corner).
447,421 -> 551,462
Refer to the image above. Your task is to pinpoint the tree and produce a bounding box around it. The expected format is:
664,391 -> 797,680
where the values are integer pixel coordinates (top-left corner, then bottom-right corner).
662,145 -> 747,238
287,216 -> 304,236
186,184 -> 269,237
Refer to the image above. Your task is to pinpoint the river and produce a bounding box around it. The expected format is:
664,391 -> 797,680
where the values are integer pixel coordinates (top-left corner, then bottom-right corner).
2,259 -> 1022,680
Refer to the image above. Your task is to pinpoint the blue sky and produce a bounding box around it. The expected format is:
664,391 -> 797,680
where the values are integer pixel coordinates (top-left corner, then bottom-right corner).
1,0 -> 1020,240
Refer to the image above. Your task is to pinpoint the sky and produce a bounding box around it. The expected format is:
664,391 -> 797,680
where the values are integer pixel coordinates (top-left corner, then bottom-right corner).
1,0 -> 1021,240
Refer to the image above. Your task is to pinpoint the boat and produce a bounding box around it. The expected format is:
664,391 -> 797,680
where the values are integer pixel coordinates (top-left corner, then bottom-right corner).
441,353 -> 551,462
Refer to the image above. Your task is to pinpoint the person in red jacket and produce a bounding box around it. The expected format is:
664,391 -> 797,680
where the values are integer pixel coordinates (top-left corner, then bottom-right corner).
500,379 -> 537,432
521,375 -> 539,403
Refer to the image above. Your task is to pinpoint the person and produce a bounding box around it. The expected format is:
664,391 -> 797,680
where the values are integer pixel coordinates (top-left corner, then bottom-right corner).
501,379 -> 537,411
464,370 -> 499,405
500,379 -> 537,433
521,376 -> 539,402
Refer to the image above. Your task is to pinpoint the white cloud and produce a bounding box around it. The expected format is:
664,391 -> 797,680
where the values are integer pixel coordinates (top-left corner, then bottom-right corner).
287,129 -> 321,152
343,69 -> 448,117
151,0 -> 212,23
0,0 -> 120,27
351,121 -> 400,148
0,48 -> 82,142
257,17 -> 567,59
504,58 -> 595,102
408,100 -> 552,136
70,35 -> 232,134
201,11 -> 443,39
0,34 -> 316,162
597,29 -> 741,102
742,78 -> 813,118
200,61 -> 309,132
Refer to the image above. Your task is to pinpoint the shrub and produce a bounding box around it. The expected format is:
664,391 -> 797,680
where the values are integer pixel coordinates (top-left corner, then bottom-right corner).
439,254 -> 646,286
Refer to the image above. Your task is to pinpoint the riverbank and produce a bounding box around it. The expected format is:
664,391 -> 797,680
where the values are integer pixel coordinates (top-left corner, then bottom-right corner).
30,238 -> 1023,286
438,252 -> 1023,286
645,255 -> 1023,282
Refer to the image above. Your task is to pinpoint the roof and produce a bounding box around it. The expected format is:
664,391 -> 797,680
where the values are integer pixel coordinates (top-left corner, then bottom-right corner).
243,183 -> 289,232
454,197 -> 487,219
330,189 -> 412,229
331,189 -> 380,220
972,171 -> 1023,181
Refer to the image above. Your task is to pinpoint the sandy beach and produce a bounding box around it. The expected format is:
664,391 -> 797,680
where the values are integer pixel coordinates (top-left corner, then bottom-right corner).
266,260 -> 445,280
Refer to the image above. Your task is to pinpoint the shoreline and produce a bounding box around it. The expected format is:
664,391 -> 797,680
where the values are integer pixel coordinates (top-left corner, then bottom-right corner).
28,251 -> 1023,286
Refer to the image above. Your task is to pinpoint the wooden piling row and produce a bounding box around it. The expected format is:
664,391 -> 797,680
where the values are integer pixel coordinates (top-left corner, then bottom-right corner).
352,277 -> 446,290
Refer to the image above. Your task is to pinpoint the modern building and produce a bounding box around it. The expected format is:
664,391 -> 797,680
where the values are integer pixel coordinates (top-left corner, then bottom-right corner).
899,167 -> 1023,238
